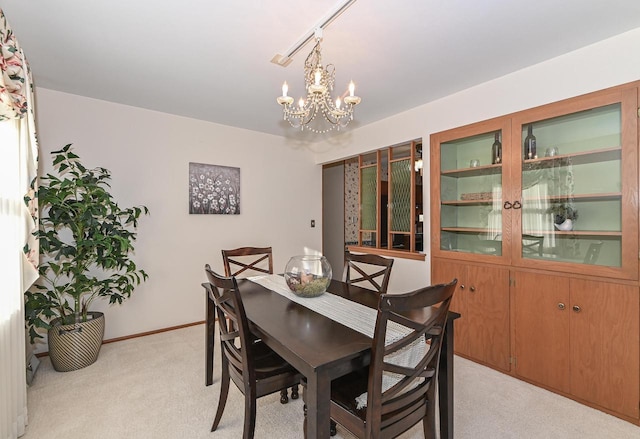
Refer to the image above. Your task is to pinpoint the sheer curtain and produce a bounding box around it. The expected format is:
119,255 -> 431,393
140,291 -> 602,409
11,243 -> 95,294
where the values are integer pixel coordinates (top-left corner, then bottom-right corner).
0,9 -> 39,439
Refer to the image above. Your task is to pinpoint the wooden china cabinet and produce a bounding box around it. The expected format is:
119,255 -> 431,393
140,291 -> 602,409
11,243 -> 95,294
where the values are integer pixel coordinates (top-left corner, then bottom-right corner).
430,82 -> 640,423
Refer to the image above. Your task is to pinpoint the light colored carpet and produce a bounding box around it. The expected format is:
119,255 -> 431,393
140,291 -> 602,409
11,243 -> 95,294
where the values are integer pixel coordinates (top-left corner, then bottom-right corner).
24,324 -> 640,439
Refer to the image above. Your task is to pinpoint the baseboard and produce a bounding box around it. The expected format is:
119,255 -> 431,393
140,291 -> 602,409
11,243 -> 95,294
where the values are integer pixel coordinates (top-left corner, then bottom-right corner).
36,320 -> 205,358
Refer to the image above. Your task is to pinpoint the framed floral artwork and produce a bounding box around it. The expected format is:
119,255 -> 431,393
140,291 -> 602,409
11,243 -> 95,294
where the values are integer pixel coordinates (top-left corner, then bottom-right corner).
189,162 -> 240,214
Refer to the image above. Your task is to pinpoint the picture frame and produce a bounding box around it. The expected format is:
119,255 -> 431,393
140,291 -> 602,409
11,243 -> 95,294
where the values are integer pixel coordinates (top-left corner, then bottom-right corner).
189,162 -> 240,214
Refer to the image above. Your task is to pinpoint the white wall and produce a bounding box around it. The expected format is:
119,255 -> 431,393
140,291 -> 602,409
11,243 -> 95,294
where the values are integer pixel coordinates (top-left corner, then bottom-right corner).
314,27 -> 640,294
322,163 -> 345,275
33,89 -> 322,352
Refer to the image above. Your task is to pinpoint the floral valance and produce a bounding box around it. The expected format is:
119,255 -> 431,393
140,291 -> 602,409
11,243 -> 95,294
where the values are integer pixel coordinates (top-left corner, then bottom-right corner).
0,8 -> 30,121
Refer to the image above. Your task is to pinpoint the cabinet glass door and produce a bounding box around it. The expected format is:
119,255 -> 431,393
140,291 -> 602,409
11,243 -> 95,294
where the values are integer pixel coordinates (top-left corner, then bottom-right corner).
517,100 -> 631,272
438,130 -> 505,257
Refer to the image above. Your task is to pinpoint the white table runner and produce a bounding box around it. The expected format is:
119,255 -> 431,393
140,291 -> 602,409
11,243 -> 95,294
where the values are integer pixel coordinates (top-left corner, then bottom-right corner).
248,274 -> 425,408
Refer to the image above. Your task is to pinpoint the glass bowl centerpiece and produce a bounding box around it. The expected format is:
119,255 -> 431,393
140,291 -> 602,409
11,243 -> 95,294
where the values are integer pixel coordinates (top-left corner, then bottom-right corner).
284,255 -> 332,298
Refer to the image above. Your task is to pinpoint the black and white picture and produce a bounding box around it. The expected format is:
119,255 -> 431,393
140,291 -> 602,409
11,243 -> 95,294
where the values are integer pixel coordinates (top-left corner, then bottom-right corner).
189,162 -> 240,214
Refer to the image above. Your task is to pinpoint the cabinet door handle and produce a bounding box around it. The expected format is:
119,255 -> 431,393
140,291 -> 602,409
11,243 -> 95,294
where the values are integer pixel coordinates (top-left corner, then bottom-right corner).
572,305 -> 582,313
503,201 -> 513,210
469,286 -> 476,292
459,284 -> 465,290
513,200 -> 522,209
557,303 -> 566,310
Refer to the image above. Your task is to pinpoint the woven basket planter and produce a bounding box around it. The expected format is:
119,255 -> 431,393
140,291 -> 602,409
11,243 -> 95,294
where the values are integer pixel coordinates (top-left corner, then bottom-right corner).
48,311 -> 105,372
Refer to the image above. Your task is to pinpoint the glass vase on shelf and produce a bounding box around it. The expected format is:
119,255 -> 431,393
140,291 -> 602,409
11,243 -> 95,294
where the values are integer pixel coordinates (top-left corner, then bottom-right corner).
523,124 -> 537,160
491,132 -> 502,164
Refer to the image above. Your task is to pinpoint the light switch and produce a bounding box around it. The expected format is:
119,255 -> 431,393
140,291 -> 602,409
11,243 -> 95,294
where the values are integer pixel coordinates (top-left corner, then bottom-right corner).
311,219 -> 315,228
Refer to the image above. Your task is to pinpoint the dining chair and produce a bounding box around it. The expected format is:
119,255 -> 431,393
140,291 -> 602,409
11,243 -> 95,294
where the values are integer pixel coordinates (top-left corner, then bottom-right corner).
222,246 -> 274,278
204,265 -> 302,439
343,250 -> 394,294
205,247 -> 273,385
219,246 -> 299,403
325,278 -> 457,439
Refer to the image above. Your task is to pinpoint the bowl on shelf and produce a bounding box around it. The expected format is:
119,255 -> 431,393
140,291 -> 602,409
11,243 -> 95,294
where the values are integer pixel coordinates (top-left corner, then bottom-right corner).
554,218 -> 574,231
284,255 -> 332,298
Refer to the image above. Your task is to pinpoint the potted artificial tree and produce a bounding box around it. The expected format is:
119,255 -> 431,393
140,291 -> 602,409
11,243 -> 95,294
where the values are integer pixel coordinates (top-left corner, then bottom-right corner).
548,203 -> 578,231
25,144 -> 149,372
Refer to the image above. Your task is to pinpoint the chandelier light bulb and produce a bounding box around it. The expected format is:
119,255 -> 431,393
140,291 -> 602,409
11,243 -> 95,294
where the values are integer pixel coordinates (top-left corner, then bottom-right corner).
315,69 -> 322,86
336,97 -> 341,109
277,81 -> 294,106
349,80 -> 355,96
298,98 -> 305,108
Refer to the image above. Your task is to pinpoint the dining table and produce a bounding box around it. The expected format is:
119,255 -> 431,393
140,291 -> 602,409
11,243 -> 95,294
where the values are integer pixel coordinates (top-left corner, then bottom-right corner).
205,277 -> 460,439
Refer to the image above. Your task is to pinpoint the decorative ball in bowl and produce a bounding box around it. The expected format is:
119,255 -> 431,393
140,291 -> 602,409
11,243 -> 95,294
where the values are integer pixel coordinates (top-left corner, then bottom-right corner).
284,255 -> 332,298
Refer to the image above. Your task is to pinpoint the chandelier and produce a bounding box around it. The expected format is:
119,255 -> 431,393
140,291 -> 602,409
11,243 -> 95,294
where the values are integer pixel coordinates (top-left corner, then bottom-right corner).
276,29 -> 361,134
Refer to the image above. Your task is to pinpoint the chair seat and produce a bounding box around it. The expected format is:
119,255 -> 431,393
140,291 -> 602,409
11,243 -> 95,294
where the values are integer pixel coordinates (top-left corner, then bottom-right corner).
331,367 -> 369,420
251,341 -> 298,378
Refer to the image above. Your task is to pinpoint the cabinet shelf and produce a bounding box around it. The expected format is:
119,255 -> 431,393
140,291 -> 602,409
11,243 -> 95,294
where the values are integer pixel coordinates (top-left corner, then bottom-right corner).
442,227 -> 621,237
443,193 -> 622,206
440,192 -> 622,206
441,163 -> 502,177
523,192 -> 621,203
525,229 -> 622,236
441,199 -> 495,206
522,146 -> 621,170
441,147 -> 620,177
441,227 -> 496,233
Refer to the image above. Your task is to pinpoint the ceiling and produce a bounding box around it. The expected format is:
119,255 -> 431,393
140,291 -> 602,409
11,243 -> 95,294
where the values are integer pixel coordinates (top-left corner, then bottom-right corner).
3,0 -> 640,141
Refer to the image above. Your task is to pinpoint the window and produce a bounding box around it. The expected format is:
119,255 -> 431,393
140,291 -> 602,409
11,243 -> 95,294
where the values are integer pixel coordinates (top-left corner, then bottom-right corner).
349,140 -> 424,260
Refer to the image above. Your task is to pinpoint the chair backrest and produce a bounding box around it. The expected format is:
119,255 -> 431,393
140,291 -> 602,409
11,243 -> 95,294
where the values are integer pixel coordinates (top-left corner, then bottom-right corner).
522,234 -> 544,257
222,246 -> 273,278
365,278 -> 457,436
343,251 -> 394,294
204,264 -> 256,391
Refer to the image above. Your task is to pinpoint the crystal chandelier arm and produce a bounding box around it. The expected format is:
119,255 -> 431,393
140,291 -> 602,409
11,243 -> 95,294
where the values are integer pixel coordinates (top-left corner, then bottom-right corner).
319,94 -> 350,119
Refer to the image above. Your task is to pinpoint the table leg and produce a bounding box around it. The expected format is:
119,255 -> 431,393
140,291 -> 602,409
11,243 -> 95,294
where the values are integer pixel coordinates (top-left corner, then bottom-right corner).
205,288 -> 215,386
438,316 -> 455,439
303,372 -> 331,439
